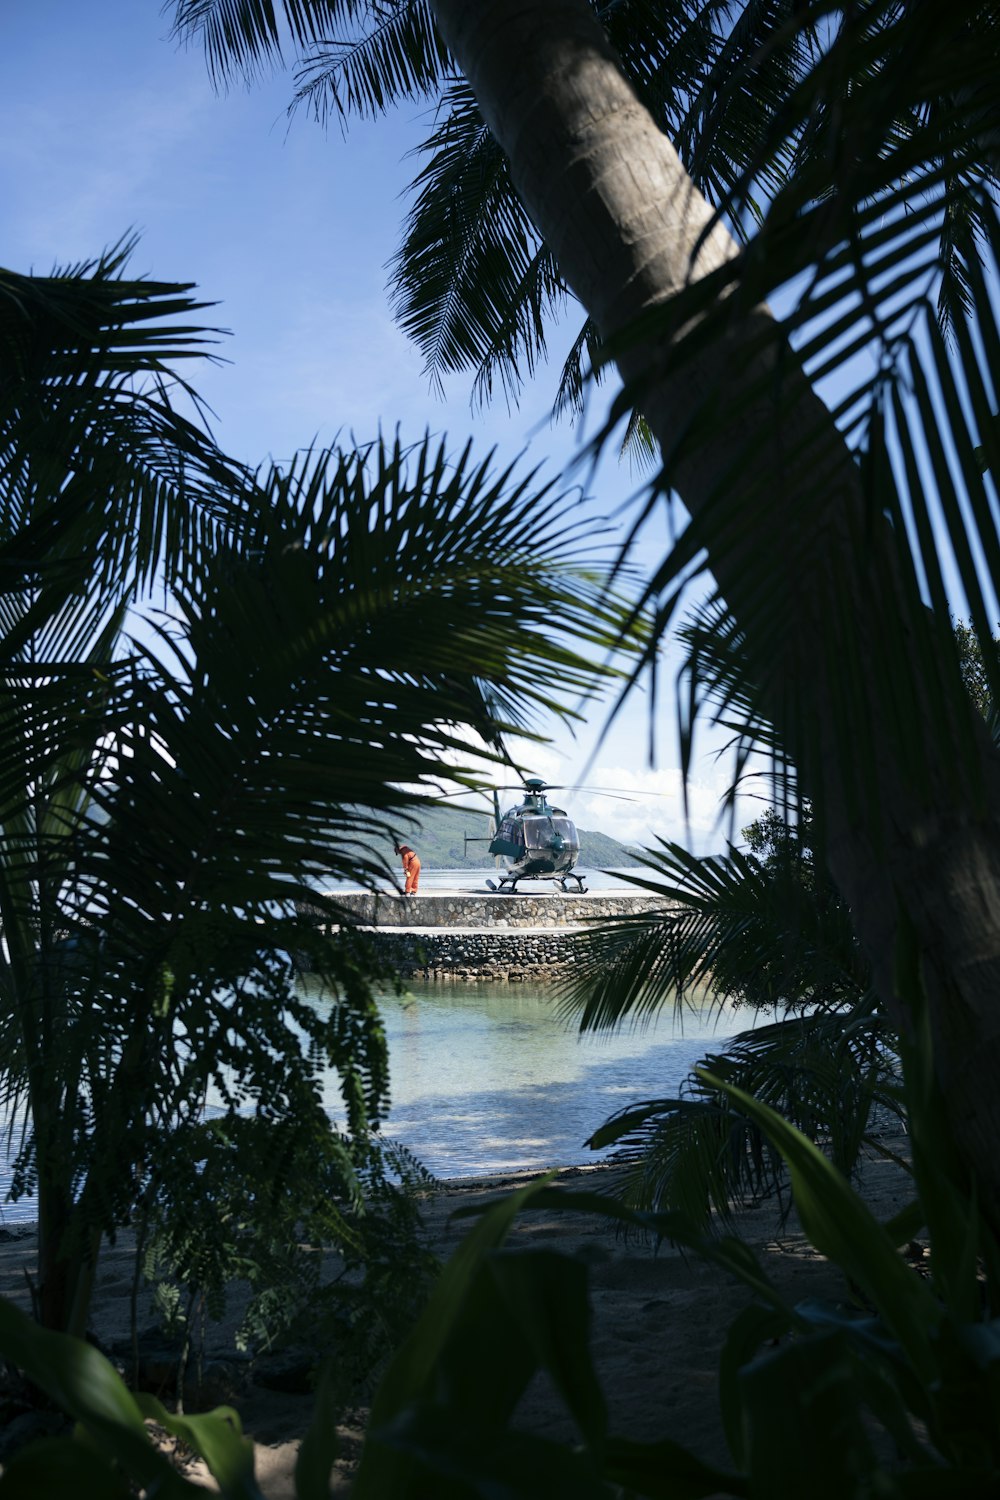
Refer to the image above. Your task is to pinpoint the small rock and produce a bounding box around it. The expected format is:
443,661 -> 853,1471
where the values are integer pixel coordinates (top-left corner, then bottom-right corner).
0,1408 -> 69,1462
191,1359 -> 251,1407
252,1348 -> 316,1394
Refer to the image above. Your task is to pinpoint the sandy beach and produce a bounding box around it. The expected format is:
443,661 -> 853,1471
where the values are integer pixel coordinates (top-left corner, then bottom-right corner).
0,1138 -> 915,1494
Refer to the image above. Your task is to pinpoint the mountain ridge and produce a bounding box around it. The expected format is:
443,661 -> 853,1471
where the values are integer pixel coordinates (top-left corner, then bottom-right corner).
387,803 -> 640,870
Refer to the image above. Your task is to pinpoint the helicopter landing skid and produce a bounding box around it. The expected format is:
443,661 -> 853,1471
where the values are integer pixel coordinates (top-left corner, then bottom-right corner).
485,876 -> 586,894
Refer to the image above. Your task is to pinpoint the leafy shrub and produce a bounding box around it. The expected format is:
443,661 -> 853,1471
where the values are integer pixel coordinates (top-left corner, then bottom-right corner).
139,1111 -> 438,1402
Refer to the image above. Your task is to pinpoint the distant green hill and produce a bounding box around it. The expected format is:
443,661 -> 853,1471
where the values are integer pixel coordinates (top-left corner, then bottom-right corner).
386,803 -> 641,870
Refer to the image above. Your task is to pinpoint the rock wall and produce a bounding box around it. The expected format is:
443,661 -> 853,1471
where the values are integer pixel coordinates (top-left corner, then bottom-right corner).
310,890 -> 669,982
367,928 -> 586,982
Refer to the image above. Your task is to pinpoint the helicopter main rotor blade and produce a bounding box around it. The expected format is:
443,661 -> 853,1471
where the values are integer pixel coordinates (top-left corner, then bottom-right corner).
433,786 -> 495,800
517,783 -> 673,801
554,783 -> 675,797
431,780 -> 673,803
571,790 -> 638,802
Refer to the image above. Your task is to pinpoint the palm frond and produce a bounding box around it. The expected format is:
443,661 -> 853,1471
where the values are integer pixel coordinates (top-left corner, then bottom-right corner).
558,830 -> 867,1036
170,0 -> 352,86
384,0 -> 810,403
587,1008 -> 902,1231
603,1 -> 813,237
592,126 -> 1000,831
0,242 -> 251,632
390,80 -> 568,396
551,318 -> 604,425
1,426 -> 643,1244
291,1 -> 448,122
172,0 -> 452,112
7,427 -> 640,978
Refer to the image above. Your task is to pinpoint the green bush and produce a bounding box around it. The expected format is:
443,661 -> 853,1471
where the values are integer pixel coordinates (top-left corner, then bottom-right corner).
139,1113 -> 438,1402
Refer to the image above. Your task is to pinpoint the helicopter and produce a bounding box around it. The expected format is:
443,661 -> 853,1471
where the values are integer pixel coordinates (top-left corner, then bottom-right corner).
464,777 -> 589,893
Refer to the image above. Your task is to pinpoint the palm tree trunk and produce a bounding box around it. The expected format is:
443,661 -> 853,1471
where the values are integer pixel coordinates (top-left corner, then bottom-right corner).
430,0 -> 1000,1220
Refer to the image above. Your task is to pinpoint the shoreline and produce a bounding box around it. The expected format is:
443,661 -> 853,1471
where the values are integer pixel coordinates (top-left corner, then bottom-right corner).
0,1161 -> 626,1240
0,1140 -> 915,1496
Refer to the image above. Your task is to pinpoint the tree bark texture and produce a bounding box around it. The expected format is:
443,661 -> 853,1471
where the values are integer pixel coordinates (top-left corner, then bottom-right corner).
430,0 -> 1000,1220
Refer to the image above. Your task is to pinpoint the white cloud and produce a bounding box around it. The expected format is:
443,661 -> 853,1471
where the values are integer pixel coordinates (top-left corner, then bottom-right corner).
576,761 -> 764,853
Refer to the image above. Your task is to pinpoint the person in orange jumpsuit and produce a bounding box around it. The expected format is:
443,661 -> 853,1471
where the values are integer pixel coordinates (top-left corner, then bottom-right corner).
394,840 -> 421,895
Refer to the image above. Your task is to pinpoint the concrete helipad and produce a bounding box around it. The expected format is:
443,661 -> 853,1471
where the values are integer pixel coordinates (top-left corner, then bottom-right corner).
320,889 -> 664,930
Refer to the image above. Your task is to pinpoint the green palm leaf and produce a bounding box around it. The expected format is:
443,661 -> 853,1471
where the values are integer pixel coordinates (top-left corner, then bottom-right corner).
390,80 -> 568,395
0,241 -> 250,643
591,164 -> 999,834
171,0 -> 351,87
291,0 -> 449,121
1,427 -> 640,1327
385,0 -> 808,401
172,0 -> 449,108
558,829 -> 865,1034
586,1009 -> 900,1230
557,810 -> 883,1229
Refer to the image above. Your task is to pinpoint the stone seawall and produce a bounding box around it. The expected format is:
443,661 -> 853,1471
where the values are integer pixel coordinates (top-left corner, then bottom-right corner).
366,928 -> 586,982
313,890 -> 667,982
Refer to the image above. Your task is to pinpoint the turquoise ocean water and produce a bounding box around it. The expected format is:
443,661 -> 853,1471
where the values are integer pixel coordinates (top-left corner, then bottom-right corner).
332,977 -> 731,1178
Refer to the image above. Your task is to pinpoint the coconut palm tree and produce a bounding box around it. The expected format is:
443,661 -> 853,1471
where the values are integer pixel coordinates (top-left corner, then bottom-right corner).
168,0 -> 1000,1225
0,247 -> 639,1335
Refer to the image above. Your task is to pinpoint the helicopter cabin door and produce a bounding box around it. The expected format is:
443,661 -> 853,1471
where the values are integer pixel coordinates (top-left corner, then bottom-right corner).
488,817 -> 524,859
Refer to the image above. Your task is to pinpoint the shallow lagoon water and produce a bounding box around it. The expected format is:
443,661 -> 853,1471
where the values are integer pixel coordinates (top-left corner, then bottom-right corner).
319,979 -> 734,1178
0,964 -> 734,1221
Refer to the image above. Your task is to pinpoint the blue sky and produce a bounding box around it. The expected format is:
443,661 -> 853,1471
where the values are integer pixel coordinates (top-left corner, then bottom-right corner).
2,1 -> 765,849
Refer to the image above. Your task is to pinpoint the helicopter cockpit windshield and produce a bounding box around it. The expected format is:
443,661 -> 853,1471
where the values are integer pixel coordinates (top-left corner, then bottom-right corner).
522,817 -> 576,851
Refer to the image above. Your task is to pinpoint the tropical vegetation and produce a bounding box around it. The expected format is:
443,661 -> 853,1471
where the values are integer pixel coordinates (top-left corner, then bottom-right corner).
2,0 -> 1000,1494
556,808 -> 894,1230
414,0 -> 1000,1236
557,615 -> 1000,1228
164,0 -> 1000,1215
0,244 -> 637,1360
